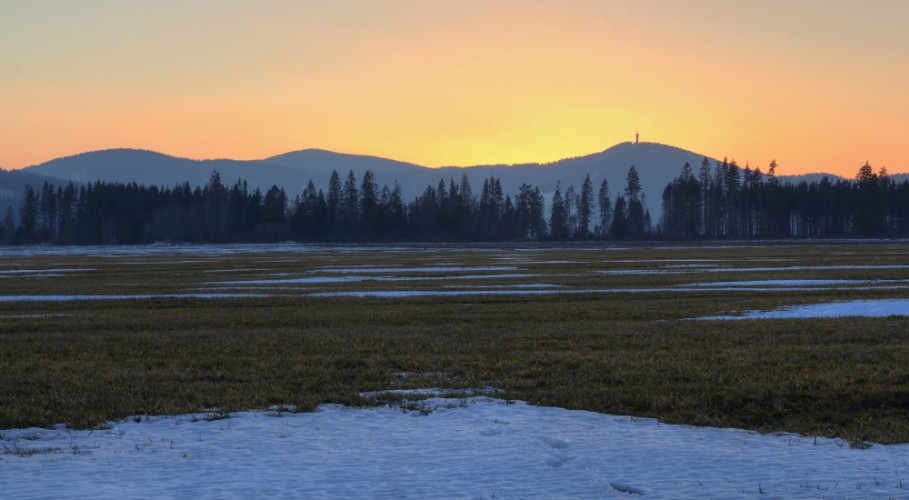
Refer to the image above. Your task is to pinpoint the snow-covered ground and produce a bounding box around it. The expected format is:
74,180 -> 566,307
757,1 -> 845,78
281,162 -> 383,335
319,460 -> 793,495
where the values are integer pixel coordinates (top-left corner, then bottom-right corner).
0,293 -> 268,303
4,245 -> 909,497
2,397 -> 907,499
701,299 -> 909,320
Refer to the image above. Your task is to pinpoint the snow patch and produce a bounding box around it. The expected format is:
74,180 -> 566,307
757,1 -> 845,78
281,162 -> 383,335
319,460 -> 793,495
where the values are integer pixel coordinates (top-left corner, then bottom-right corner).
683,279 -> 899,287
698,299 -> 909,320
2,399 -> 907,499
0,293 -> 269,303
310,266 -> 520,274
210,273 -> 542,286
0,268 -> 96,275
602,264 -> 909,276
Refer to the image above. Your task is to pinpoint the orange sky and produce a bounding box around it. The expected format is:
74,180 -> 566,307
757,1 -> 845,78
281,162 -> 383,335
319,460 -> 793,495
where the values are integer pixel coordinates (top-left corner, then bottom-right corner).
1,0 -> 907,177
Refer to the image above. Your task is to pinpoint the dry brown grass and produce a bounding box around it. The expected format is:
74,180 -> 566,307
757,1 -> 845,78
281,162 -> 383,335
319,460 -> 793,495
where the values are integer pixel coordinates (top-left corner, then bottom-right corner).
2,242 -> 908,445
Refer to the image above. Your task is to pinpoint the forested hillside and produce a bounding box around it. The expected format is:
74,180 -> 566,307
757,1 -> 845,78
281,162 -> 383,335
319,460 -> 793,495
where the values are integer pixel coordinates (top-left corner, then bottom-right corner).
2,159 -> 907,245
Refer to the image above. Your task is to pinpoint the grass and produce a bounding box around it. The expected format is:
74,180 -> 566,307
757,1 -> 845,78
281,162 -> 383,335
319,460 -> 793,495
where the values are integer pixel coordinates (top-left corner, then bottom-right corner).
1,442 -> 85,457
1,242 -> 909,445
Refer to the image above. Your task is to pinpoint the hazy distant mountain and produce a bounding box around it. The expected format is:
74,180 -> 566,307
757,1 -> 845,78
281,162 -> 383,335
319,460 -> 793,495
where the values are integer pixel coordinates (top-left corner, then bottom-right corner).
777,172 -> 843,184
0,168 -> 69,215
19,142 -> 857,218
461,141 -> 716,206
21,149 -> 317,193
262,149 -> 434,198
265,149 -> 427,179
262,142 -> 725,216
22,143 -> 719,205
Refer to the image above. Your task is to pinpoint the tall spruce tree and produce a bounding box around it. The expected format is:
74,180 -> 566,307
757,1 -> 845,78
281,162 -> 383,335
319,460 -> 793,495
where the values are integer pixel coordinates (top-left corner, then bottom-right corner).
624,166 -> 646,238
597,178 -> 612,238
578,174 -> 593,239
549,182 -> 568,240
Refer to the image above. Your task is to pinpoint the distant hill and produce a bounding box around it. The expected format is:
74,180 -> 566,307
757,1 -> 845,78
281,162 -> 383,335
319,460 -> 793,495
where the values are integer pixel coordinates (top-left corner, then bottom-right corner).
261,143 -> 723,213
21,143 -> 728,217
777,172 -> 844,184
20,149 -> 315,193
0,168 -> 69,216
24,143 -> 886,220
265,149 -> 427,179
463,141 -> 717,206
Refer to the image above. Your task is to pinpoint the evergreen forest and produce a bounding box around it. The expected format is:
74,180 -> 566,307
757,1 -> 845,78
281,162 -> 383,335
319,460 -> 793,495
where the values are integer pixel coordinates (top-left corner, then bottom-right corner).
2,159 -> 907,245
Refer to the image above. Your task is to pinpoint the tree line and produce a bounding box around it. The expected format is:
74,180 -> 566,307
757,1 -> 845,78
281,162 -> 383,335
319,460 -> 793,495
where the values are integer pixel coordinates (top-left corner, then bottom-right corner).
660,159 -> 909,239
1,159 -> 906,245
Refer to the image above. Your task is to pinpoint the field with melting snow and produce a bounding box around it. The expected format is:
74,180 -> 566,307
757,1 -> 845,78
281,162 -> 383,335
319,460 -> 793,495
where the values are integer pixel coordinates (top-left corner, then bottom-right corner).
4,396 -> 909,499
2,242 -> 909,497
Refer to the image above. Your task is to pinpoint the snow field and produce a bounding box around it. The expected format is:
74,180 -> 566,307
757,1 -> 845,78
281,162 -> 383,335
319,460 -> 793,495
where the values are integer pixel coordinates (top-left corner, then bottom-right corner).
2,398 -> 907,499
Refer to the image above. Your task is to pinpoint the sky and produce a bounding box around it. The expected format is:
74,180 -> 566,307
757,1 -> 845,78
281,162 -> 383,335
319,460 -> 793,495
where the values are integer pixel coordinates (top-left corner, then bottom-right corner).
1,0 -> 907,177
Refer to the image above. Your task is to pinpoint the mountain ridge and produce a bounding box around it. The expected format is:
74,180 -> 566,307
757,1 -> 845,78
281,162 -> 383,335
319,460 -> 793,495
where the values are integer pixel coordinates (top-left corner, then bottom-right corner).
13,143 -> 875,219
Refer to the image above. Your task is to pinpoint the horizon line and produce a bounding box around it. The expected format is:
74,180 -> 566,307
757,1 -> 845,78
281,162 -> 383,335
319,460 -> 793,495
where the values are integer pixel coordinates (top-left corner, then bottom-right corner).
5,141 -> 905,177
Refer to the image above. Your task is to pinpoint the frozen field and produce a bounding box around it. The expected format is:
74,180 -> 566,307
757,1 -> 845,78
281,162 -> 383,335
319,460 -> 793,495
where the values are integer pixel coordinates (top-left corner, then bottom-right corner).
3,242 -> 909,499
3,397 -> 908,499
3,243 -> 909,316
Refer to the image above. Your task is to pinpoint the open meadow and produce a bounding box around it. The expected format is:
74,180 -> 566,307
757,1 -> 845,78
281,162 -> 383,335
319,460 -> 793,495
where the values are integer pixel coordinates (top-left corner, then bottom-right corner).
2,242 -> 909,497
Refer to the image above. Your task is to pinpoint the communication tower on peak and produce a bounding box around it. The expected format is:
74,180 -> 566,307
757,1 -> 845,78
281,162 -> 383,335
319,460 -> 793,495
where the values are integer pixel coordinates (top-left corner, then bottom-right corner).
635,132 -> 639,145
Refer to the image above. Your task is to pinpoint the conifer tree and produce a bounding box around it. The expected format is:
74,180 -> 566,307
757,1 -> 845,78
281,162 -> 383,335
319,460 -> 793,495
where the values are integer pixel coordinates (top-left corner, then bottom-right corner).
597,178 -> 612,238
578,174 -> 593,239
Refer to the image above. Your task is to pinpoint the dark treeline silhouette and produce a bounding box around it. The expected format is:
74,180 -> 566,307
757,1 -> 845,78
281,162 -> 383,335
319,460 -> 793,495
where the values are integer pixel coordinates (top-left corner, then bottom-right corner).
659,159 -> 909,239
2,159 -> 906,245
1,170 -> 607,244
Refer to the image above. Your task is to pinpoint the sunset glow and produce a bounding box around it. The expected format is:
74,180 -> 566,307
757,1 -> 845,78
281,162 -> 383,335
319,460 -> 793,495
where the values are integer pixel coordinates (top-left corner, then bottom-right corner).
2,0 -> 907,176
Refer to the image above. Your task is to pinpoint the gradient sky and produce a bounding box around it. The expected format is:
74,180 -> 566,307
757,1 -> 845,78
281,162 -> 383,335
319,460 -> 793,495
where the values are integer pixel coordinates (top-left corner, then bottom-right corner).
2,0 -> 907,176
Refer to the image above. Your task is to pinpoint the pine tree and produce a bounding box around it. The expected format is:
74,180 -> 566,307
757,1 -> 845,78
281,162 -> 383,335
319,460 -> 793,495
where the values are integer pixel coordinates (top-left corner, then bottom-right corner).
578,174 -> 593,239
341,170 -> 359,235
565,184 -> 578,238
597,178 -> 612,238
203,171 -> 229,241
2,207 -> 15,244
327,170 -> 342,233
360,170 -> 379,235
625,166 -> 642,202
854,161 -> 882,237
549,182 -> 568,240
698,157 -> 713,237
611,196 -> 629,240
624,166 -> 646,238
18,186 -> 37,242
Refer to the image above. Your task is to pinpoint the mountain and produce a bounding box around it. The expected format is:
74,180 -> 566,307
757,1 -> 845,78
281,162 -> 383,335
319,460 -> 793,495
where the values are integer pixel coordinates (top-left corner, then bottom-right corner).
777,172 -> 843,184
262,142 -> 720,216
18,143 -> 888,220
23,142 -> 714,198
465,141 -> 714,205
17,142 -> 799,218
20,149 -> 317,192
262,149 -> 436,198
265,149 -> 427,179
0,168 -> 70,215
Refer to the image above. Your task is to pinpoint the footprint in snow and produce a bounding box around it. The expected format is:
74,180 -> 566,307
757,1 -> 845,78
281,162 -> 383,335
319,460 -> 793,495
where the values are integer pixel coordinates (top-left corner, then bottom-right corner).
609,482 -> 646,496
545,453 -> 576,468
536,436 -> 570,449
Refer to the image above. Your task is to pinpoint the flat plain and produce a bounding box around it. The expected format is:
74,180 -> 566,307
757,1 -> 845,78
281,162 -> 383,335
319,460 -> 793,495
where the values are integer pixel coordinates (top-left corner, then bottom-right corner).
2,242 -> 908,445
